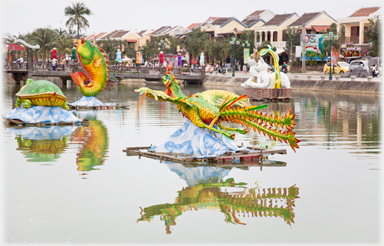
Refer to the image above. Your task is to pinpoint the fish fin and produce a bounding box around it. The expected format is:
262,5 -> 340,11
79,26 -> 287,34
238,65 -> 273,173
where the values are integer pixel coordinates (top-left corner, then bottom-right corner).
93,58 -> 102,68
70,71 -> 90,87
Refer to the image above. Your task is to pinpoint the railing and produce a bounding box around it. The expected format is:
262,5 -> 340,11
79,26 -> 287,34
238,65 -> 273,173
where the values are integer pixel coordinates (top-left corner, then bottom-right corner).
4,62 -> 205,76
344,36 -> 359,44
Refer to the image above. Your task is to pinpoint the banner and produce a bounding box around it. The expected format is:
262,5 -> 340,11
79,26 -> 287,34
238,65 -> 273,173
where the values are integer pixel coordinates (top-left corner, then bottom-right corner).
243,48 -> 250,64
300,34 -> 329,61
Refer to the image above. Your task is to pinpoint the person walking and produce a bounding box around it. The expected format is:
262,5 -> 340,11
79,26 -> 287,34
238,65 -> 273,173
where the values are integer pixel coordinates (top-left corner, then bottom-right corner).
52,57 -> 57,71
18,55 -> 24,68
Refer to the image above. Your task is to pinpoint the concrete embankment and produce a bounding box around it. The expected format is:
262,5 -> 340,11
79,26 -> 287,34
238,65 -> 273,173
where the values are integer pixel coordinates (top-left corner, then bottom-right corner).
202,75 -> 381,94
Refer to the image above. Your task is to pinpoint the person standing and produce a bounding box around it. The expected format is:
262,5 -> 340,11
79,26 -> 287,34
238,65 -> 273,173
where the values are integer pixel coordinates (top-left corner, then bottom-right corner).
51,47 -> 57,59
51,57 -> 57,71
242,64 -> 247,74
71,47 -> 77,63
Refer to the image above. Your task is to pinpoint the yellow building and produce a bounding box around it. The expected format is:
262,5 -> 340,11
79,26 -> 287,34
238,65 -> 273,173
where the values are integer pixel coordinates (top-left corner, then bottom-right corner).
254,13 -> 299,54
337,7 -> 381,56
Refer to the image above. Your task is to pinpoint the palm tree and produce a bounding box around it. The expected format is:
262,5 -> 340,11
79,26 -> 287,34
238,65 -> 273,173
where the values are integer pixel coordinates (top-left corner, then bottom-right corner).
54,27 -> 67,36
53,35 -> 73,59
184,29 -> 209,63
64,2 -> 92,40
30,27 -> 58,64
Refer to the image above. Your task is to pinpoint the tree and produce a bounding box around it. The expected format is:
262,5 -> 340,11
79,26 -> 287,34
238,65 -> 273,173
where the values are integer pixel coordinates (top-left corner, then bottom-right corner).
184,29 -> 209,62
54,28 -> 67,36
53,35 -> 72,58
64,2 -> 92,40
233,30 -> 255,66
364,17 -> 380,56
30,27 -> 58,64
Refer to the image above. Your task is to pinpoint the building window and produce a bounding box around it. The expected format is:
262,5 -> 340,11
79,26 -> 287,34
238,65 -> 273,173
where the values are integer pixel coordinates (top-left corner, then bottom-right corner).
273,31 -> 278,41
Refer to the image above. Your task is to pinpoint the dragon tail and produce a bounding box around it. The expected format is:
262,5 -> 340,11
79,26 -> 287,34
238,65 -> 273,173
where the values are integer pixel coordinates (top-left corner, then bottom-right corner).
219,106 -> 300,152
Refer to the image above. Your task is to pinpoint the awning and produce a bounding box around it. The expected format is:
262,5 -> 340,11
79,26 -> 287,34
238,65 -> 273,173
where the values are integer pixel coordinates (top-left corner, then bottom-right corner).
125,39 -> 137,42
311,25 -> 330,32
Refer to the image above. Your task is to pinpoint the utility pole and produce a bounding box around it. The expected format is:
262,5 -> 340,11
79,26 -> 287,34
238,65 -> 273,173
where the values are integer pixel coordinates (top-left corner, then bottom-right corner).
301,25 -> 306,73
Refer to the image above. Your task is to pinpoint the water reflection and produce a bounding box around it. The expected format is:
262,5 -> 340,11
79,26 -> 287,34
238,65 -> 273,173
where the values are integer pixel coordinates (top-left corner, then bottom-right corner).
138,162 -> 298,234
8,125 -> 76,162
71,111 -> 109,173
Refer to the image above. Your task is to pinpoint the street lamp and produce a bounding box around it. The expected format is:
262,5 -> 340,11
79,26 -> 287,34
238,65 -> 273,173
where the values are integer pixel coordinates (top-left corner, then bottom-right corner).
229,37 -> 240,77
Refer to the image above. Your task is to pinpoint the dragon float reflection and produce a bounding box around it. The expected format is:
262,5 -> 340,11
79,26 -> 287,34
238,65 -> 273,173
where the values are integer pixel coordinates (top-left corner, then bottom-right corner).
137,161 -> 299,234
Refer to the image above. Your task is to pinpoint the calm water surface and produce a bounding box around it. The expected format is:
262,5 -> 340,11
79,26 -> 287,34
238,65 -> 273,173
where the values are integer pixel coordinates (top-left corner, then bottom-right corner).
1,77 -> 381,244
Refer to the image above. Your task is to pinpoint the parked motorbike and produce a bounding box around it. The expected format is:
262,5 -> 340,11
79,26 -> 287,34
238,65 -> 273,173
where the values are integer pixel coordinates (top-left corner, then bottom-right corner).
318,66 -> 324,72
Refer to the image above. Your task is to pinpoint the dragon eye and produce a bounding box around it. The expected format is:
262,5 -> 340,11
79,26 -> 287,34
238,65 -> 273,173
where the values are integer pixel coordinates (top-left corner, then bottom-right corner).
90,42 -> 93,47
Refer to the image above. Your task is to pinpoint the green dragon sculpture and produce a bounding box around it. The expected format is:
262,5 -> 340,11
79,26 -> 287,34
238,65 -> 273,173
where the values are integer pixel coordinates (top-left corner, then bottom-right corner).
135,65 -> 300,152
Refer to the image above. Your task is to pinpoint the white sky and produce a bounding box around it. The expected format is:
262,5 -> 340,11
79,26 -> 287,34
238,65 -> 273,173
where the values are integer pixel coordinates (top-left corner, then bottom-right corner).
1,0 -> 382,37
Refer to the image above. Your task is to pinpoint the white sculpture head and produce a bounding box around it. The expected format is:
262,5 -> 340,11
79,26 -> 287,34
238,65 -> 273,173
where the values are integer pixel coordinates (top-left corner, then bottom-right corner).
256,58 -> 267,72
246,56 -> 257,67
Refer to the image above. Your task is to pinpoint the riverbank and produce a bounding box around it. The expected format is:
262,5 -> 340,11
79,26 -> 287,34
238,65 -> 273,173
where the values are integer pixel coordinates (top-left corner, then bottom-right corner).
203,72 -> 381,94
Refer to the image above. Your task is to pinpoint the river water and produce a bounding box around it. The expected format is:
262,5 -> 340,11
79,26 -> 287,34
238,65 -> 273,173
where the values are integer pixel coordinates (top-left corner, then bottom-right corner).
1,77 -> 381,244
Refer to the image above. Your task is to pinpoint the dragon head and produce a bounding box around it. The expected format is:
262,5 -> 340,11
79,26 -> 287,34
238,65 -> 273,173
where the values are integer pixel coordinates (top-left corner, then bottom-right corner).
76,38 -> 95,65
161,64 -> 180,97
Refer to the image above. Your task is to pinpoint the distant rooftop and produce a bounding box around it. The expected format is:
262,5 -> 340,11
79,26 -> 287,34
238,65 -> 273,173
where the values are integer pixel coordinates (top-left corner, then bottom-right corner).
349,7 -> 380,17
243,10 -> 265,22
289,12 -> 321,26
264,13 -> 296,26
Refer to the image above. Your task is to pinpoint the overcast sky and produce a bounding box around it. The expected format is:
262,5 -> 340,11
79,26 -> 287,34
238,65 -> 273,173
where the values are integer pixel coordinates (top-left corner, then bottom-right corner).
0,0 -> 382,37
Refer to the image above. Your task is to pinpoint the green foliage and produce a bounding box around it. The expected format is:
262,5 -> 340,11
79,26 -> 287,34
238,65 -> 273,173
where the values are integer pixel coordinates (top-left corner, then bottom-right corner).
53,35 -> 72,56
64,2 -> 92,39
30,27 -> 58,63
184,29 -> 209,61
233,30 -> 255,65
364,17 -> 380,56
284,27 -> 300,56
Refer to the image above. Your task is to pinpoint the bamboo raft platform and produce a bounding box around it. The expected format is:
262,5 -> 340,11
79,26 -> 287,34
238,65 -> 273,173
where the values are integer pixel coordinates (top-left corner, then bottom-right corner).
68,104 -> 130,110
244,88 -> 292,102
123,145 -> 287,164
4,118 -> 90,126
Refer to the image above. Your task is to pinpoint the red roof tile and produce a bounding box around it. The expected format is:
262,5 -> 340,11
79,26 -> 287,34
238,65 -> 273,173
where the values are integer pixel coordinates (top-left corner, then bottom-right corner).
349,7 -> 380,17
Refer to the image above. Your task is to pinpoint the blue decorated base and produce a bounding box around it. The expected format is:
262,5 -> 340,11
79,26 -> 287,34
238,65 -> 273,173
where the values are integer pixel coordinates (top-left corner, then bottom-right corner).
69,96 -> 116,106
7,125 -> 78,140
148,120 -> 249,158
3,105 -> 82,124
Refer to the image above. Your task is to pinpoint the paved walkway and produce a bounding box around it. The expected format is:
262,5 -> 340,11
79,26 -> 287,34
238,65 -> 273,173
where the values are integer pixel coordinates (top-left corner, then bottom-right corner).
209,70 -> 382,82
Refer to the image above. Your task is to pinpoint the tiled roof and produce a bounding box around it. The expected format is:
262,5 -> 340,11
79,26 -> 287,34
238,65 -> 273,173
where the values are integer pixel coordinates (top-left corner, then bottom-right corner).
86,34 -> 95,40
243,10 -> 265,22
243,18 -> 262,27
349,7 -> 380,17
264,13 -> 296,26
94,32 -> 107,40
187,23 -> 199,29
101,30 -> 121,39
209,17 -> 219,21
152,26 -> 171,35
289,12 -> 321,26
112,30 -> 130,38
212,17 -> 232,26
138,30 -> 147,36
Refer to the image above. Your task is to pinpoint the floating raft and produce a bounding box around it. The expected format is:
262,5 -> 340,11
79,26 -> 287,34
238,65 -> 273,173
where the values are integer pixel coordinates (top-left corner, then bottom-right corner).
68,104 -> 130,110
244,88 -> 292,102
123,145 -> 287,164
5,118 -> 89,126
